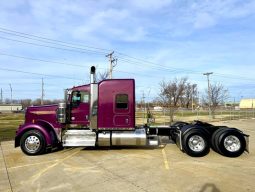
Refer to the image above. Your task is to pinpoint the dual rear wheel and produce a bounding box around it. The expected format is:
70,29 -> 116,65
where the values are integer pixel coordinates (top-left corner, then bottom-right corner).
211,128 -> 246,157
181,127 -> 246,157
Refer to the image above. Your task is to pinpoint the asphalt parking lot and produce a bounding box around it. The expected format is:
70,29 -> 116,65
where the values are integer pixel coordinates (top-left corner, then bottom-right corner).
0,119 -> 254,192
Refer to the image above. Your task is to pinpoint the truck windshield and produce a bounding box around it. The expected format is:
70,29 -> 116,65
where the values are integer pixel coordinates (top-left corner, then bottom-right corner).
72,91 -> 89,103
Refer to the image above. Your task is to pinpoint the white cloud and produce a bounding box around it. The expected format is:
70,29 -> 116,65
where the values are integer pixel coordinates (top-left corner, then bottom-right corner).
194,12 -> 216,29
0,0 -> 255,99
189,0 -> 255,29
129,0 -> 173,11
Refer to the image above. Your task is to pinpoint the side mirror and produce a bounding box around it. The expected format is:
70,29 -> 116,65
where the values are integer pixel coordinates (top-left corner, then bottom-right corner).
65,89 -> 72,103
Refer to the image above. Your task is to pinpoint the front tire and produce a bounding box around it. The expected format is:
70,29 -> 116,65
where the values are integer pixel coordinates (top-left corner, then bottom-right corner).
20,130 -> 46,156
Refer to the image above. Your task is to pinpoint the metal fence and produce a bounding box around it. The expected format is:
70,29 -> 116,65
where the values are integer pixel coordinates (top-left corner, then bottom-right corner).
136,108 -> 255,125
179,109 -> 255,122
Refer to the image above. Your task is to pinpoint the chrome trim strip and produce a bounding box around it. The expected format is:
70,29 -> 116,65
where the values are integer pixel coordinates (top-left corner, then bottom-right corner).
98,127 -> 135,130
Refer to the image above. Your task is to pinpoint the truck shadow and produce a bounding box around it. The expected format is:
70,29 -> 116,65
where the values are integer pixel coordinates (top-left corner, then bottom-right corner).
49,145 -> 169,154
49,136 -> 176,153
81,145 -> 164,151
199,183 -> 220,192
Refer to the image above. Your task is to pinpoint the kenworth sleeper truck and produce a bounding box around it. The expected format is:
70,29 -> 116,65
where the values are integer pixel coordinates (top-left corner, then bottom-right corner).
15,66 -> 249,157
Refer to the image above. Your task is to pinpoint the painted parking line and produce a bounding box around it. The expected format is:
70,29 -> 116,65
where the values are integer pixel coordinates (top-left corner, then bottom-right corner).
8,160 -> 58,170
30,149 -> 81,183
161,148 -> 169,170
8,149 -> 81,170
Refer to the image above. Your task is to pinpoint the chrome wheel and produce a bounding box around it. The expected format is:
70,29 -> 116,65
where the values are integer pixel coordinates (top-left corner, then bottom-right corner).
224,135 -> 241,152
24,136 -> 41,153
188,135 -> 205,152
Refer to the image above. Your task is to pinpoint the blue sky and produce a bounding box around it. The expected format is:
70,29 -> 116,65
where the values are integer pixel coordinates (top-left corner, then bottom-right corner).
0,0 -> 255,102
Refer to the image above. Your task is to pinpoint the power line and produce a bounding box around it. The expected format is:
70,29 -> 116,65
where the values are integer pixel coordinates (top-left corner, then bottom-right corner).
0,27 -> 202,76
0,36 -> 106,56
0,29 -> 108,55
0,51 -> 164,79
117,53 -> 255,82
0,27 -> 111,52
0,27 -> 186,74
0,27 -> 254,82
2,49 -> 253,82
0,51 -> 87,68
0,67 -> 85,81
116,52 -> 197,74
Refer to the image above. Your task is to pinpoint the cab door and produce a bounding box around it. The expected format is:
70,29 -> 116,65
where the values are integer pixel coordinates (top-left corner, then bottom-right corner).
113,94 -> 131,127
70,91 -> 90,127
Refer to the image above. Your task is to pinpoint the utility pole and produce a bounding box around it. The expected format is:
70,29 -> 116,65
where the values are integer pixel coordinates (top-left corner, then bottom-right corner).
41,78 -> 44,105
106,51 -> 117,79
192,84 -> 197,112
191,85 -> 194,112
0,88 -> 2,104
141,91 -> 146,124
9,84 -> 12,111
203,72 -> 213,118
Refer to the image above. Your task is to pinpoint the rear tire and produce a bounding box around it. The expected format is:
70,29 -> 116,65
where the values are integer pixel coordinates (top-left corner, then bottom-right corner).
20,130 -> 46,156
211,128 -> 226,153
217,129 -> 246,157
182,130 -> 210,157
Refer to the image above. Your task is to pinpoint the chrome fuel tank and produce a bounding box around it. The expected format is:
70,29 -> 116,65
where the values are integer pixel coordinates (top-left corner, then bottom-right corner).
111,129 -> 146,146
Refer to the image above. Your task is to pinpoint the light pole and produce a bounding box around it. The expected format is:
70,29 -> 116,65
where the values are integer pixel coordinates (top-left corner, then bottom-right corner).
9,84 -> 12,111
191,84 -> 197,112
203,72 -> 213,119
252,99 -> 254,118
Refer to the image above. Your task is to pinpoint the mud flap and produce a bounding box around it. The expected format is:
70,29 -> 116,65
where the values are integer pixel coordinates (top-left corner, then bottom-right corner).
244,134 -> 249,153
14,136 -> 19,147
175,130 -> 183,151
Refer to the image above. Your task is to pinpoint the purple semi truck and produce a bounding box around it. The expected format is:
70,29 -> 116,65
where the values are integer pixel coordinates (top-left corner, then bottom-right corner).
15,66 -> 249,157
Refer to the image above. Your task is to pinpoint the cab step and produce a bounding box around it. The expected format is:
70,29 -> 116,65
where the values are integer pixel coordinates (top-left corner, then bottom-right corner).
62,129 -> 96,147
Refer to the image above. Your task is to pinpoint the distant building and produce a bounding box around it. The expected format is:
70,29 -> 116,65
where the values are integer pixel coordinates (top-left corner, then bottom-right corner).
153,106 -> 163,111
239,99 -> 255,109
0,104 -> 23,112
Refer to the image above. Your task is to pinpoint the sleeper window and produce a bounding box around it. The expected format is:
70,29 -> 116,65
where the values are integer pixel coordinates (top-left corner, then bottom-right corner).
116,94 -> 128,109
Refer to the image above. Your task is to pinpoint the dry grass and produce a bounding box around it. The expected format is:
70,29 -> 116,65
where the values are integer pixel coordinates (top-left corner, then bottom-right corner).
0,113 -> 24,141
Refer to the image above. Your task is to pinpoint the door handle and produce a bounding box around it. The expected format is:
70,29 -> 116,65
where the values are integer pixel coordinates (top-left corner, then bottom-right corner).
85,115 -> 88,120
125,118 -> 129,124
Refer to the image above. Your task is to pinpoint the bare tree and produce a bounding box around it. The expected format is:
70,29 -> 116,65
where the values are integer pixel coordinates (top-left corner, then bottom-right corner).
157,77 -> 188,123
202,83 -> 228,118
21,99 -> 32,108
96,71 -> 109,82
32,98 -> 42,106
180,83 -> 197,109
4,98 -> 11,104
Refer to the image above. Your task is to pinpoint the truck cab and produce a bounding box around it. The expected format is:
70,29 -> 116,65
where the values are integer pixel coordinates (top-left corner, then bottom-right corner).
15,66 -> 139,155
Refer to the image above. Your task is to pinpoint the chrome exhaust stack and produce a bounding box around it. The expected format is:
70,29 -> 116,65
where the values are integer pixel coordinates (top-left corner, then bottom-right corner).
90,66 -> 96,83
90,66 -> 98,130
